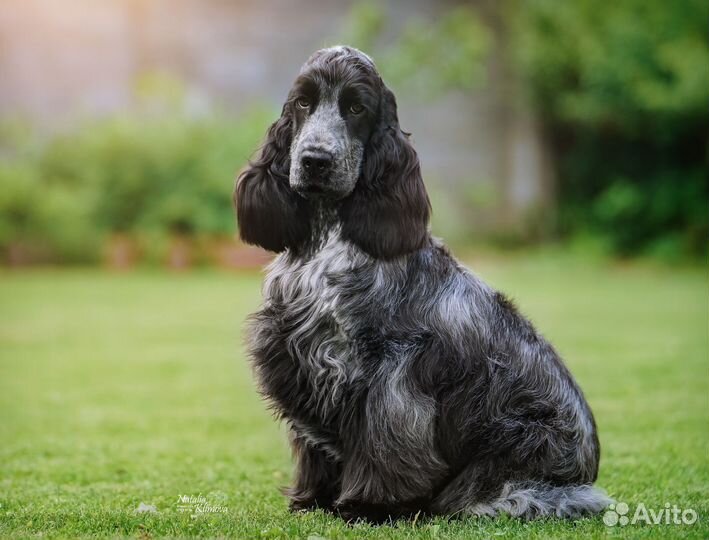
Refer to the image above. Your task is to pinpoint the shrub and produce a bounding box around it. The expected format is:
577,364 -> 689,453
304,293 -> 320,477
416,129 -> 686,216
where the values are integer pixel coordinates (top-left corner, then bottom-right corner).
0,107 -> 272,264
512,0 -> 709,258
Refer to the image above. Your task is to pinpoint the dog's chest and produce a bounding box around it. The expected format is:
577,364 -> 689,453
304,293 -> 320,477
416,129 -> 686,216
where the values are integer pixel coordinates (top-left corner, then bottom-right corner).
260,231 -> 360,412
264,232 -> 350,311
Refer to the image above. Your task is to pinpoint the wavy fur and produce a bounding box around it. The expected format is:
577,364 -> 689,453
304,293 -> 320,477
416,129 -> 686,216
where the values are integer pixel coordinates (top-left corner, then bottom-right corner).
235,46 -> 609,523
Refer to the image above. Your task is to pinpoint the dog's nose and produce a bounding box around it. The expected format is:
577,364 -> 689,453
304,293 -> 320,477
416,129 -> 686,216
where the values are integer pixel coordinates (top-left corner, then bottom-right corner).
301,151 -> 332,179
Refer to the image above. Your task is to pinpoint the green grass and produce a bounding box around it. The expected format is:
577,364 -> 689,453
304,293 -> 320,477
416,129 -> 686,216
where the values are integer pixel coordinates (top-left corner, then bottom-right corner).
1,253 -> 707,539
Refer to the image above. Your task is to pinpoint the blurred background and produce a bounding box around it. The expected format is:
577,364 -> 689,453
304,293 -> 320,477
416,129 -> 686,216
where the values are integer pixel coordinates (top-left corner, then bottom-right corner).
1,3 -> 707,536
0,0 -> 707,267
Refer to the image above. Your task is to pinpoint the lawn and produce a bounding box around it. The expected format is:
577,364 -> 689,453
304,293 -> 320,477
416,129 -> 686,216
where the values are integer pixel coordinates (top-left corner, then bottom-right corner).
0,253 -> 707,539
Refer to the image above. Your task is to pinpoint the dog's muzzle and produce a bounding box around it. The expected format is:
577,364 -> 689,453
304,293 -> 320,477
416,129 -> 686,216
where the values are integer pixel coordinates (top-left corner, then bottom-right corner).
299,149 -> 333,192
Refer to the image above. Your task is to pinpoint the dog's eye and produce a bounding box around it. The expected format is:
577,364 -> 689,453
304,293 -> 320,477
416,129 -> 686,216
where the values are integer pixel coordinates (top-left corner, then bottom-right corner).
295,98 -> 310,110
349,103 -> 365,115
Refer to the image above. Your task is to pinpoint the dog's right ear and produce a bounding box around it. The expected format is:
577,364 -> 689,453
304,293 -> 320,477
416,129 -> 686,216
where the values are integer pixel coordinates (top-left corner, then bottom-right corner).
235,107 -> 310,253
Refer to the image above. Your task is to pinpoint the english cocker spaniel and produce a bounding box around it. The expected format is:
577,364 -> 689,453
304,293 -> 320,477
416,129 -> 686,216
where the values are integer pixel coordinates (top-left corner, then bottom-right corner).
235,46 -> 610,523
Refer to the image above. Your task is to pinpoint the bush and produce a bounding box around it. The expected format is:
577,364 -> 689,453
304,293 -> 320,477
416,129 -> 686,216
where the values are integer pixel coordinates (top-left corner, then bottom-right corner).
342,2 -> 489,94
0,107 -> 272,264
512,0 -> 709,258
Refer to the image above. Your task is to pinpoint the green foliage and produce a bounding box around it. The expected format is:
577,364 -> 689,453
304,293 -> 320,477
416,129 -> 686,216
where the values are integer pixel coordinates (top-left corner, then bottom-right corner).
0,163 -> 51,252
512,0 -> 709,258
341,3 -> 490,94
0,106 -> 272,263
0,137 -> 100,263
515,0 -> 709,131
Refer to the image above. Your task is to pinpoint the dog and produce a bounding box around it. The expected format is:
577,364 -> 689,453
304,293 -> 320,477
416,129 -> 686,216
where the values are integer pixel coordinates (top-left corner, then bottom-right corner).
235,46 -> 610,523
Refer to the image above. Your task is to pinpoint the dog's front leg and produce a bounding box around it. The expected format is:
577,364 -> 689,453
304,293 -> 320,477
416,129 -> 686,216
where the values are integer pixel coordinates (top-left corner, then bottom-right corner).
333,374 -> 447,523
284,427 -> 342,513
334,452 -> 434,524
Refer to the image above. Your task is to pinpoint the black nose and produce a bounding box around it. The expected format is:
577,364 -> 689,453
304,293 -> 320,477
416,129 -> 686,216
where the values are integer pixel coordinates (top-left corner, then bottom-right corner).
301,152 -> 333,179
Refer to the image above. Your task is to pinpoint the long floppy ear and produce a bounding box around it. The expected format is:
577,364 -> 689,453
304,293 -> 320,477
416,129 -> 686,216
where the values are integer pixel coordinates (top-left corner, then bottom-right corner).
338,86 -> 431,259
235,107 -> 310,252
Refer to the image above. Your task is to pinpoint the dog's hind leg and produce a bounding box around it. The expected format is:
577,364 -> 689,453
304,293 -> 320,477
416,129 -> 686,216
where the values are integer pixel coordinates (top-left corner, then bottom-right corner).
431,461 -> 611,519
463,482 -> 612,519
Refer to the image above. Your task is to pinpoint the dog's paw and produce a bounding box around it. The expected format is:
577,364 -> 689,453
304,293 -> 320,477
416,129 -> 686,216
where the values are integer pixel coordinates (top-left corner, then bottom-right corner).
334,501 -> 400,525
286,488 -> 334,514
335,502 -> 377,524
335,498 -> 432,525
288,498 -> 314,513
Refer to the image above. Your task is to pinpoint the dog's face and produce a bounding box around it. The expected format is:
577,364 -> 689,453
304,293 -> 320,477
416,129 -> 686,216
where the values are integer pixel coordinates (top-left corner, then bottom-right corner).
236,46 -> 431,259
287,47 -> 380,199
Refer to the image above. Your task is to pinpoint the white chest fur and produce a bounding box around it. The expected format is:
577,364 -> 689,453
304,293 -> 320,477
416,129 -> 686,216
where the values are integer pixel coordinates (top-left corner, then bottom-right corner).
261,229 -> 358,414
263,228 -> 353,308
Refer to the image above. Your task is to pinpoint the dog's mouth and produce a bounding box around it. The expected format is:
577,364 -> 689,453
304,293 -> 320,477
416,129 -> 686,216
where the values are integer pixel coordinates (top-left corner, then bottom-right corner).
298,184 -> 326,195
294,182 -> 346,200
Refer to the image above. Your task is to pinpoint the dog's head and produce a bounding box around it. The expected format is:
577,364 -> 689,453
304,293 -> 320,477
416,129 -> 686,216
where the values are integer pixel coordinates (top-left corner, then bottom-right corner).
288,47 -> 378,199
235,46 -> 430,259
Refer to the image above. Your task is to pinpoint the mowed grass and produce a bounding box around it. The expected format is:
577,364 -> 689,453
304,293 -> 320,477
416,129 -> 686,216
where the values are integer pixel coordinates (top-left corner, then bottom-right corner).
0,253 -> 707,539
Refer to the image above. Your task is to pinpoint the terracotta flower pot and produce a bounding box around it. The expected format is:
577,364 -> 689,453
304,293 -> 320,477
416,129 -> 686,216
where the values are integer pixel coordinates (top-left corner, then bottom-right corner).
209,237 -> 273,269
167,235 -> 193,270
104,234 -> 139,269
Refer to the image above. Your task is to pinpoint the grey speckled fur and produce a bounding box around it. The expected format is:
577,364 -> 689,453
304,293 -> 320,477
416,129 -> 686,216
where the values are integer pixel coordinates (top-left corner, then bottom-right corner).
235,46 -> 611,523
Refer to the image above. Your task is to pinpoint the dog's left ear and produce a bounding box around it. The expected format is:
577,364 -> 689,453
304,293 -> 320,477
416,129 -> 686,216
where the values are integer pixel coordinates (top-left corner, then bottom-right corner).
338,85 -> 431,259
